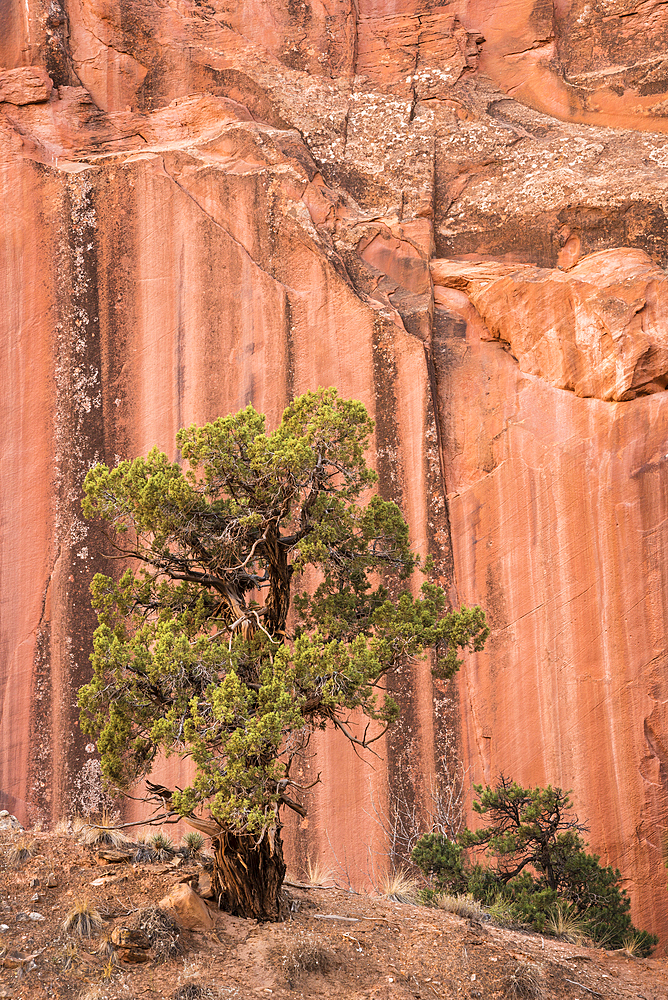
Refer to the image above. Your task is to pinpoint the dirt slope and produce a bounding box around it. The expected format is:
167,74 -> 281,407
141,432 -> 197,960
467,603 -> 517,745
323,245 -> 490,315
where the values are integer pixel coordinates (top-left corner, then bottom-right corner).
1,829 -> 666,1000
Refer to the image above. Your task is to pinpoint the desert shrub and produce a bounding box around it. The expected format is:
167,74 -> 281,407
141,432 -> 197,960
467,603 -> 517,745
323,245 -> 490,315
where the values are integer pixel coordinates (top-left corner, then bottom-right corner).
280,931 -> 334,986
412,778 -> 658,955
138,906 -> 181,962
182,831 -> 205,857
411,833 -> 467,893
150,830 -> 175,859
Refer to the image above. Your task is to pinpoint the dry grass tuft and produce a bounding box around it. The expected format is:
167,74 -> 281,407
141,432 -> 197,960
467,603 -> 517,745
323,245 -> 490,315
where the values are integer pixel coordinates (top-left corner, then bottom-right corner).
62,900 -> 105,939
59,941 -> 79,970
304,855 -> 335,887
621,932 -> 646,958
95,929 -> 118,962
545,902 -> 588,943
78,985 -> 106,1000
432,892 -> 487,920
279,930 -> 334,986
70,815 -> 87,836
78,811 -> 131,850
505,960 -> 545,999
6,836 -> 37,869
138,905 -> 181,963
486,895 -> 519,928
378,869 -> 420,904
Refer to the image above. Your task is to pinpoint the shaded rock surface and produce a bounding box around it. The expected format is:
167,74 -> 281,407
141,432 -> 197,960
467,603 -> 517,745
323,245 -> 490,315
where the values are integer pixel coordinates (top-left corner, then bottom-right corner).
1,0 -> 668,946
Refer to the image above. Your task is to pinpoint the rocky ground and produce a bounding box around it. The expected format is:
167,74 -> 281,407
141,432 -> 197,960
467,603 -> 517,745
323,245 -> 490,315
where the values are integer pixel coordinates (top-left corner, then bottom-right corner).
1,827 -> 667,1000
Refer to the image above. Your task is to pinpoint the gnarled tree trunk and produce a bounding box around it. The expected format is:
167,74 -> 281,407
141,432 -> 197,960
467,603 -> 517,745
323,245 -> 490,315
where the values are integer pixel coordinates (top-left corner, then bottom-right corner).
212,826 -> 286,921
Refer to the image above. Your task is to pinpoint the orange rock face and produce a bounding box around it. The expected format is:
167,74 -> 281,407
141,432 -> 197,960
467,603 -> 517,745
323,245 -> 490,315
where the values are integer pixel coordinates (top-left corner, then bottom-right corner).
432,250 -> 668,400
2,0 -> 668,944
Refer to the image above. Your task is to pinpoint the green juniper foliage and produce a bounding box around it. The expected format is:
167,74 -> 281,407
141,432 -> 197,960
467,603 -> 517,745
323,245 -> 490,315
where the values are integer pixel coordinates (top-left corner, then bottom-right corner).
79,389 -> 488,859
412,777 -> 657,955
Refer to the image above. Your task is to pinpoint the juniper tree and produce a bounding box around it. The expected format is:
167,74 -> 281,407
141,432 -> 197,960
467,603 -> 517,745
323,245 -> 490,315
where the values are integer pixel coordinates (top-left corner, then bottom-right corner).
412,777 -> 658,954
78,388 -> 488,920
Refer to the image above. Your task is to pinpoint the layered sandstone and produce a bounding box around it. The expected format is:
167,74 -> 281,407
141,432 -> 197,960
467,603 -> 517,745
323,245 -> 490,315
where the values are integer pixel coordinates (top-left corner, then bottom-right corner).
431,250 -> 668,400
2,0 -> 668,943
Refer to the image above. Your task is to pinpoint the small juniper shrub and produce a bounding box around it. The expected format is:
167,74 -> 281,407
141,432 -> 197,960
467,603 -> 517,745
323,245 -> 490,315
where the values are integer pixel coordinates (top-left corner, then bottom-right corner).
411,833 -> 468,894
412,779 -> 659,955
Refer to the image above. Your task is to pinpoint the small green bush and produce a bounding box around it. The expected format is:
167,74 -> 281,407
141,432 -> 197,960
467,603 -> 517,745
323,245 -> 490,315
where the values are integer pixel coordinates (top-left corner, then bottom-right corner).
412,778 -> 658,956
182,831 -> 205,857
411,833 -> 467,893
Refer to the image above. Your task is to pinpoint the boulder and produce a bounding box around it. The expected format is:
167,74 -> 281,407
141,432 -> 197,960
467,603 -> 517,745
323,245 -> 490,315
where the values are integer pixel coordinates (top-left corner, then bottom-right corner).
0,68 -> 52,105
157,884 -> 215,931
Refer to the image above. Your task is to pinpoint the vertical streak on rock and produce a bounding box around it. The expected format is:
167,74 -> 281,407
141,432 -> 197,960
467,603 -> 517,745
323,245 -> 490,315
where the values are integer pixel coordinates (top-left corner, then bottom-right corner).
176,241 -> 185,435
0,157 -> 58,821
42,0 -> 80,88
27,610 -> 54,822
422,336 -> 468,804
423,341 -> 458,605
372,313 -> 456,859
35,169 -> 107,824
350,0 -> 359,78
283,297 -> 295,403
371,316 -> 419,864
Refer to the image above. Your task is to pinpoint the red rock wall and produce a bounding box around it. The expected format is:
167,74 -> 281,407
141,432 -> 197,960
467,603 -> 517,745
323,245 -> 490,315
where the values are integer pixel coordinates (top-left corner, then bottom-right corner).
2,0 -> 668,942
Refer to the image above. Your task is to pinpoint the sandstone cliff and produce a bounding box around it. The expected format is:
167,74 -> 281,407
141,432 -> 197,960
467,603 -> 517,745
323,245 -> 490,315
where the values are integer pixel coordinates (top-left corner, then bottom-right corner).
2,0 -> 668,942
